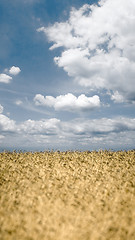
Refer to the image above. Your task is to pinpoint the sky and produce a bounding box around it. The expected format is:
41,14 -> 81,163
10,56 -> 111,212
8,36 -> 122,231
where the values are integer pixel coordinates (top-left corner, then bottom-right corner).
0,0 -> 135,151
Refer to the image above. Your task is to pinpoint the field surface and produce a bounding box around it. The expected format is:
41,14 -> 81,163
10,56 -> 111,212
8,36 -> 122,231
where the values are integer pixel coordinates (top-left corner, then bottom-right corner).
0,150 -> 135,240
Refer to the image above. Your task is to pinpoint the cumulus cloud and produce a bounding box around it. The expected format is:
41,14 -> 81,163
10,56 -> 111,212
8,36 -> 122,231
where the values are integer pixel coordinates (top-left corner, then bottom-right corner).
38,0 -> 135,103
0,114 -> 16,132
110,91 -> 125,103
0,66 -> 21,84
0,113 -> 135,150
19,118 -> 61,135
34,93 -> 100,112
18,116 -> 135,137
62,117 -> 135,136
0,74 -> 12,84
9,66 -> 21,75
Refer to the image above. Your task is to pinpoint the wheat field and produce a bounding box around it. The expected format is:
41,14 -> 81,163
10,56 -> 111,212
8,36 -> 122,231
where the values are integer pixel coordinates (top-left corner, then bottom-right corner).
0,150 -> 135,240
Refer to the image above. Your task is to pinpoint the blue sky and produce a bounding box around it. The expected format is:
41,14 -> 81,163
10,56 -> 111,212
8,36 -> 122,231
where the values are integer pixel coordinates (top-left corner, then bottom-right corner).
0,0 -> 135,151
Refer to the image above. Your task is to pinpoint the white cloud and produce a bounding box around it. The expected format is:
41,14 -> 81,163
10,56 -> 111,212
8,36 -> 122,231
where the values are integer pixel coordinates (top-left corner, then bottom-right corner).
9,66 -> 21,76
0,104 -> 3,114
15,100 -> 23,105
62,117 -> 135,136
110,91 -> 125,103
19,118 -> 61,135
24,117 -> 135,150
34,93 -> 100,112
0,65 -> 21,84
38,0 -> 135,103
5,113 -> 134,138
0,113 -> 135,150
0,74 -> 12,84
0,114 -> 16,132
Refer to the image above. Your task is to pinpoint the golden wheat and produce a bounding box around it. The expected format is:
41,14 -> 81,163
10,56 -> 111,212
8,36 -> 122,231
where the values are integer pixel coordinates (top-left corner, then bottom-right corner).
0,150 -> 135,240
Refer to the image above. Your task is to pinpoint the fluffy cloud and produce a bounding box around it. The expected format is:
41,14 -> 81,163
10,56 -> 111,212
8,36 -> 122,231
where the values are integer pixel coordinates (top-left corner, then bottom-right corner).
62,117 -> 135,136
0,66 -> 21,84
0,74 -> 12,83
110,91 -> 125,103
19,118 -> 61,135
0,114 -> 16,132
0,114 -> 135,150
9,66 -> 21,75
38,0 -> 135,103
34,93 -> 100,112
18,117 -> 135,136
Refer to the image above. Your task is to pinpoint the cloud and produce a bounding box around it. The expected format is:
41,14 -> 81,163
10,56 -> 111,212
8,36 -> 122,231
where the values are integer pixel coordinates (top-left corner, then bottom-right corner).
0,104 -> 3,114
19,118 -> 61,135
0,66 -> 21,84
0,74 -> 12,84
38,0 -> 135,103
9,66 -> 21,76
15,100 -> 23,106
110,91 -> 125,103
0,114 -> 16,132
0,113 -> 135,150
62,117 -> 135,136
18,116 -> 135,136
34,93 -> 100,112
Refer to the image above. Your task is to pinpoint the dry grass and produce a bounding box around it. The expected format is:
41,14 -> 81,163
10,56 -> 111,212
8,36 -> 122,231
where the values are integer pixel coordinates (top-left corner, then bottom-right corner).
0,150 -> 135,240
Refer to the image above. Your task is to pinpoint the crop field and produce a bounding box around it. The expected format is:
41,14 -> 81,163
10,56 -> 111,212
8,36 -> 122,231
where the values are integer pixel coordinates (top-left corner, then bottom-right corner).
0,150 -> 135,240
